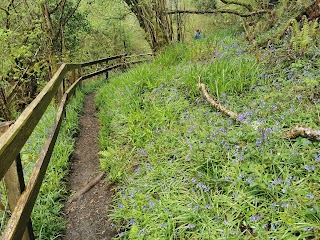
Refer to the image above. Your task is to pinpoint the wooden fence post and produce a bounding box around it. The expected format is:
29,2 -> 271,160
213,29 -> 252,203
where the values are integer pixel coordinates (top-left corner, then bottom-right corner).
1,122 -> 35,240
77,67 -> 82,79
56,63 -> 64,103
122,55 -> 127,71
70,69 -> 76,84
105,71 -> 109,81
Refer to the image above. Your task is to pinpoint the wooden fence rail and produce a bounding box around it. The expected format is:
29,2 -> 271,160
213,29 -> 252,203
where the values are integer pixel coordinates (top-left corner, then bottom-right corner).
0,52 -> 152,240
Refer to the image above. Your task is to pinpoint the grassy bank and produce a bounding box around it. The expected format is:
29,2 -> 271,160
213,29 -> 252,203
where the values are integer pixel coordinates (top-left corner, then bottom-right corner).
96,29 -> 320,239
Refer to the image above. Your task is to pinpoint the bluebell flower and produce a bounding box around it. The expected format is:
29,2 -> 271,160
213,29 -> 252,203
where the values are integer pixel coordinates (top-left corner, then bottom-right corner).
129,219 -> 136,225
187,223 -> 195,229
256,138 -> 263,145
245,177 -> 254,186
270,179 -> 283,185
138,148 -> 149,156
250,214 -> 262,222
306,193 -> 315,199
304,165 -> 316,172
304,227 -> 314,231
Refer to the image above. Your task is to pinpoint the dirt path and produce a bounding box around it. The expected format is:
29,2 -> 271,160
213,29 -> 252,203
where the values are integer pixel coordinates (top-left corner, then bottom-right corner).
63,93 -> 116,240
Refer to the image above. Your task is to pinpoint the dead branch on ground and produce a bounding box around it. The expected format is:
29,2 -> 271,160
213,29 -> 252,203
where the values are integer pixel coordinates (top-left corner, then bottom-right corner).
198,83 -> 240,121
283,126 -> 320,140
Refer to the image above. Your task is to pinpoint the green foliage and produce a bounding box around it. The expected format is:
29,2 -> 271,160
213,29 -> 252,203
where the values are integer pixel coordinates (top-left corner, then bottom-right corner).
96,31 -> 320,238
95,29 -> 320,239
193,0 -> 217,10
290,16 -> 319,53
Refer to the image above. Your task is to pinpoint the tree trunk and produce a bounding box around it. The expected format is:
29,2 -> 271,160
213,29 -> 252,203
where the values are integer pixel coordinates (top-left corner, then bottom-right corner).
123,0 -> 173,52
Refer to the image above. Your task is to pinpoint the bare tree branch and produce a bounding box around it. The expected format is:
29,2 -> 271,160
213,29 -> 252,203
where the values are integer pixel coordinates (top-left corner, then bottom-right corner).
166,9 -> 271,17
49,0 -> 64,14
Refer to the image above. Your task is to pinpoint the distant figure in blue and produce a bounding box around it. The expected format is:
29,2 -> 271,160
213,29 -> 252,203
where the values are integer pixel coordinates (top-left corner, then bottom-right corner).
194,29 -> 201,39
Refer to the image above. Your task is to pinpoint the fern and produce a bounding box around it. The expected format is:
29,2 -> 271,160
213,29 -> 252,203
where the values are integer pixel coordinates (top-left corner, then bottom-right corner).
289,16 -> 318,54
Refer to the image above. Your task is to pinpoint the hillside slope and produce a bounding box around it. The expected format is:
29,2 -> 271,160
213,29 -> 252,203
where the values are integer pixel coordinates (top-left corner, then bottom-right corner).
96,30 -> 320,239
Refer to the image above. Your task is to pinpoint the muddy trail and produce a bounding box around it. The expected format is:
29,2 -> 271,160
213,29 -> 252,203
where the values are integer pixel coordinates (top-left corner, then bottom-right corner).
63,93 -> 116,240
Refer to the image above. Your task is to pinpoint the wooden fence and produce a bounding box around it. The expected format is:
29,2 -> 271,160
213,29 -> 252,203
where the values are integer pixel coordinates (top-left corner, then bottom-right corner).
0,53 -> 152,240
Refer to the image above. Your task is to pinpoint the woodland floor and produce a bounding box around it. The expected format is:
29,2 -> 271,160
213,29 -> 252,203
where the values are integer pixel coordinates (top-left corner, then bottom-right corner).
63,93 -> 116,240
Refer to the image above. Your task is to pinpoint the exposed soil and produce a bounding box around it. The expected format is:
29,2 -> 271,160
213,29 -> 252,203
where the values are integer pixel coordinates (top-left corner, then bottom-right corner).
63,93 -> 116,240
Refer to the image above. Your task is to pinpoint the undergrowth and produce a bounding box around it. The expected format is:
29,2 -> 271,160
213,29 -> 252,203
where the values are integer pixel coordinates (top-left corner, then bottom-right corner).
0,77 -> 105,239
97,29 -> 320,239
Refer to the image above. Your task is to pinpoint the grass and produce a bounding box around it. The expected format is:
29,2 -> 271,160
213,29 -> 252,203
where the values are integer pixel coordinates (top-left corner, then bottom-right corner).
0,77 -> 105,239
96,29 -> 320,239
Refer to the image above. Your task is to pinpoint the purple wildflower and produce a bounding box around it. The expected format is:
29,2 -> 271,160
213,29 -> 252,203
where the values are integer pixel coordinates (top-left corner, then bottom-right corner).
187,223 -> 195,229
250,214 -> 263,222
304,165 -> 316,172
129,219 -> 136,225
306,193 -> 315,199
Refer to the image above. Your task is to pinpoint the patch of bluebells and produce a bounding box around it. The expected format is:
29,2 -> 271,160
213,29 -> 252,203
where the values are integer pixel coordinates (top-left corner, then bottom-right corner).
268,179 -> 283,190
237,109 -> 254,122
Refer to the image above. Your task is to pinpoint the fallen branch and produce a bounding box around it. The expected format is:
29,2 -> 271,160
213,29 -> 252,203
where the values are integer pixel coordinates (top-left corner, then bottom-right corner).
198,83 -> 240,121
166,9 -> 271,17
283,126 -> 320,140
67,173 -> 104,203
198,82 -> 320,141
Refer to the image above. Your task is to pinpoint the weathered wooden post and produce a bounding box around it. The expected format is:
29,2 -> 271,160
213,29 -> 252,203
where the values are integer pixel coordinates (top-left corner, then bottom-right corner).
122,54 -> 128,71
1,122 -> 35,240
77,67 -> 82,79
105,70 -> 109,80
56,63 -> 64,103
70,69 -> 76,84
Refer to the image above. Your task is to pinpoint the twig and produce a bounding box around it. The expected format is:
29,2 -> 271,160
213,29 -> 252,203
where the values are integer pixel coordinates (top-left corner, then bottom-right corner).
67,173 -> 105,203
